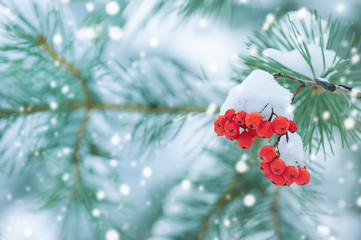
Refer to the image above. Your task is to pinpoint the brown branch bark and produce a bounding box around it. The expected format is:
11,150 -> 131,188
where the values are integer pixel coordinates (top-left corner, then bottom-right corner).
195,174 -> 243,240
0,102 -> 212,119
37,35 -> 92,106
195,144 -> 260,240
270,187 -> 282,240
72,108 -> 92,199
273,73 -> 361,99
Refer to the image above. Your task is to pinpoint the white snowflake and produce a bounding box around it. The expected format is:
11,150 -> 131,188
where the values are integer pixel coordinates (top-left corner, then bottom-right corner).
142,167 -> 152,178
109,26 -> 123,41
106,1 -> 120,16
120,184 -> 130,195
243,194 -> 256,207
106,229 -> 119,240
181,179 -> 191,190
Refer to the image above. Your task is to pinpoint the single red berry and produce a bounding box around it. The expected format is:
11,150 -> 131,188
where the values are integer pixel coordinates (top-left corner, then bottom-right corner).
237,131 -> 253,149
235,111 -> 247,125
258,145 -> 277,162
272,116 -> 290,135
283,166 -> 299,182
270,174 -> 287,186
259,161 -> 271,174
224,121 -> 240,138
224,109 -> 235,121
270,158 -> 286,175
214,126 -> 225,136
288,120 -> 298,133
257,121 -> 274,139
245,112 -> 264,130
295,168 -> 311,185
225,134 -> 237,141
248,128 -> 259,140
214,115 -> 226,129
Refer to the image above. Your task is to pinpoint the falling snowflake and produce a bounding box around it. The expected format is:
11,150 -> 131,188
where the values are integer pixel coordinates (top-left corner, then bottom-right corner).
106,1 -> 120,16
243,194 -> 256,207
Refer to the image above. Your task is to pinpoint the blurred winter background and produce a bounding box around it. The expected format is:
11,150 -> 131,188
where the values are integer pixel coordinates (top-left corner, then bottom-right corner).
0,0 -> 361,239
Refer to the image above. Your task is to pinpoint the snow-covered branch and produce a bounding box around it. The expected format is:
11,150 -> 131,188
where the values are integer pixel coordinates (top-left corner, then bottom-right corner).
274,73 -> 361,99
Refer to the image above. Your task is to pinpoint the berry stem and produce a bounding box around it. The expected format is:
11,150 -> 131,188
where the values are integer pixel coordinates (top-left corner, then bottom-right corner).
291,85 -> 304,104
273,134 -> 285,147
260,103 -> 270,113
268,107 -> 278,122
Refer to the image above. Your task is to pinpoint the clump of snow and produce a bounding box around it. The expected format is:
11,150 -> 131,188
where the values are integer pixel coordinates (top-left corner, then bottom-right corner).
278,133 -> 305,168
263,44 -> 338,78
278,8 -> 329,47
220,69 -> 293,120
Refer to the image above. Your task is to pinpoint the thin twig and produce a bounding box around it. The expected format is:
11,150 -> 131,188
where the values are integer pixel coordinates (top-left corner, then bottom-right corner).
37,35 -> 95,198
195,174 -> 242,240
270,187 -> 282,240
0,102 -> 212,119
72,108 -> 92,199
196,144 -> 259,239
273,73 -> 361,99
37,35 -> 93,106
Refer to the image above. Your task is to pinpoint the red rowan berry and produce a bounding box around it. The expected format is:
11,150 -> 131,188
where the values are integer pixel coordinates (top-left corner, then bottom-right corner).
237,131 -> 253,149
214,115 -> 226,129
288,120 -> 298,133
245,112 -> 263,130
214,126 -> 225,136
283,166 -> 299,182
224,109 -> 235,121
272,116 -> 290,135
270,174 -> 287,186
257,121 -> 274,139
258,145 -> 277,162
259,160 -> 271,174
235,111 -> 247,125
248,128 -> 259,140
224,121 -> 240,138
270,158 -> 286,175
295,168 -> 311,185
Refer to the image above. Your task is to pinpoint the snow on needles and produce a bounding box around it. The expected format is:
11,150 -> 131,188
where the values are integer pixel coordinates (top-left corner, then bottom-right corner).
220,69 -> 293,120
263,8 -> 339,78
263,44 -> 338,78
278,133 -> 305,168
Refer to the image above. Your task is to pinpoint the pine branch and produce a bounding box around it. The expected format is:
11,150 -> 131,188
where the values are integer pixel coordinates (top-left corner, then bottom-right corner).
71,108 -> 92,199
195,143 -> 260,239
270,187 -> 281,240
0,102 -> 213,119
196,173 -> 243,240
273,73 -> 361,99
36,35 -> 93,106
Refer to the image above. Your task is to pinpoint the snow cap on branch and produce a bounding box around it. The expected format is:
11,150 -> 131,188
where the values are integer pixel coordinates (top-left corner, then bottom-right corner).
278,133 -> 305,168
220,69 -> 293,120
263,44 -> 338,78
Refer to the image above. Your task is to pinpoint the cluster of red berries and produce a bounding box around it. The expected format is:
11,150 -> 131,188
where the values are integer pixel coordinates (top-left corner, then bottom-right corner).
214,109 -> 297,149
214,108 -> 310,186
258,145 -> 310,186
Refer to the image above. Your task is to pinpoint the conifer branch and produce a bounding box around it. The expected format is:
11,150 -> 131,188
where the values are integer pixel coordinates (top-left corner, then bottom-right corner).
71,108 -> 92,199
195,173 -> 243,240
270,187 -> 282,240
36,35 -> 93,106
273,73 -> 361,99
196,146 -> 259,239
0,102 -> 212,119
